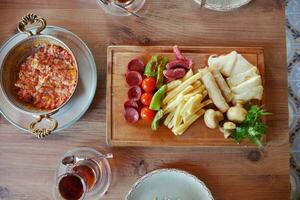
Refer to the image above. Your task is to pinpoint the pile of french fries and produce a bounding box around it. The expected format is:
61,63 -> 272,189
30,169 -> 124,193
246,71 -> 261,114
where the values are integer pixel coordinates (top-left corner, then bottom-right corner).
162,69 -> 212,135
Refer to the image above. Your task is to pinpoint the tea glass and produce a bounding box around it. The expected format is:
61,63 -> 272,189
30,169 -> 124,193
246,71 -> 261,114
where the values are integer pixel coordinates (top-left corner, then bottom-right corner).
97,0 -> 146,16
53,147 -> 112,200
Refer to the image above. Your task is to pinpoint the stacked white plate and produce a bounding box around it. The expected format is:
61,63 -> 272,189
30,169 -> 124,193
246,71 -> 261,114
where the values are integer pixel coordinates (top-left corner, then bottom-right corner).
193,0 -> 252,11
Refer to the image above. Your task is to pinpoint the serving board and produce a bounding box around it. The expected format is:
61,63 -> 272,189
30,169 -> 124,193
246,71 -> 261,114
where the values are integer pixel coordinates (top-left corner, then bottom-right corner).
107,46 -> 265,147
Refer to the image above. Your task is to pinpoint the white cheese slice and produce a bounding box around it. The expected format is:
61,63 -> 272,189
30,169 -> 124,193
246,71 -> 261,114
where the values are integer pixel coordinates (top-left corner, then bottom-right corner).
233,85 -> 263,103
230,54 -> 255,76
208,51 -> 238,77
211,68 -> 233,102
227,67 -> 259,87
231,75 -> 262,94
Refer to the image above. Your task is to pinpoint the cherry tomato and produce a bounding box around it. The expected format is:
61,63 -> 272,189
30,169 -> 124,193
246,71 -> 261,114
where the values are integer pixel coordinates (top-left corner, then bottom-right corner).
140,107 -> 156,121
142,77 -> 156,92
140,92 -> 153,106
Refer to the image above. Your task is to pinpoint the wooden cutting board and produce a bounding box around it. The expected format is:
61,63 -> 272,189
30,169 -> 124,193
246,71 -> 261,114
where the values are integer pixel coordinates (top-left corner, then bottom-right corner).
107,46 -> 265,147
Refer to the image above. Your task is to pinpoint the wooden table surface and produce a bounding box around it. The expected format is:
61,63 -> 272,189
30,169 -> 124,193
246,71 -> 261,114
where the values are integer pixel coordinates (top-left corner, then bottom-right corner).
0,0 -> 290,199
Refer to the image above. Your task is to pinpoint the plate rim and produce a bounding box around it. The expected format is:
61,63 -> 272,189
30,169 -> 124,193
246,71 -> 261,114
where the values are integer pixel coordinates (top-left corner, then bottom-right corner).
193,0 -> 252,11
125,168 -> 214,200
0,25 -> 97,133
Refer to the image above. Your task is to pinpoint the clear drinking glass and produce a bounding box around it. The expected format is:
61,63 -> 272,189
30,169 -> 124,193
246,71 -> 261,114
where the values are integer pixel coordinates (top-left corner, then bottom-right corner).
53,147 -> 112,200
97,0 -> 146,16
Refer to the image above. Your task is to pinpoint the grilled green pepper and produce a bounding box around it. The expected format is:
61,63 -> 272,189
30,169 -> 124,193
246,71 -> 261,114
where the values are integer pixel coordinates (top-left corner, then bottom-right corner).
144,55 -> 158,77
151,109 -> 164,131
156,56 -> 169,89
149,85 -> 167,111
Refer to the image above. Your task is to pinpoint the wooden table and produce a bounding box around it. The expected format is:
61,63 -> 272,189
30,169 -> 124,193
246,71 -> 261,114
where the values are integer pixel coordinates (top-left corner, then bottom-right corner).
0,1 -> 289,199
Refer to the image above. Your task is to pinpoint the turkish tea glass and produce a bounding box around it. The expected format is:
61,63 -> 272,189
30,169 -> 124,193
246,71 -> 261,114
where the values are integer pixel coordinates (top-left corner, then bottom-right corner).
53,147 -> 112,200
97,0 -> 145,16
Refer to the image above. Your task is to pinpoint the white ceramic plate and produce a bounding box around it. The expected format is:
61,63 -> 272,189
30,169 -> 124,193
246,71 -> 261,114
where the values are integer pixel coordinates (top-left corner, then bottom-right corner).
0,26 -> 97,133
193,0 -> 252,11
126,169 -> 214,200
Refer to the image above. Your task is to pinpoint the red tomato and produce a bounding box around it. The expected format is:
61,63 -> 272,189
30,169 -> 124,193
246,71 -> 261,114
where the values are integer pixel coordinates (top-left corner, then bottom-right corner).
142,77 -> 156,92
140,92 -> 153,106
140,107 -> 156,121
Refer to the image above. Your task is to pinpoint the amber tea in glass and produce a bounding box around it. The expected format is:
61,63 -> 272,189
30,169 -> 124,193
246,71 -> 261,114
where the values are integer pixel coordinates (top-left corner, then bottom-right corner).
57,159 -> 100,200
54,148 -> 112,200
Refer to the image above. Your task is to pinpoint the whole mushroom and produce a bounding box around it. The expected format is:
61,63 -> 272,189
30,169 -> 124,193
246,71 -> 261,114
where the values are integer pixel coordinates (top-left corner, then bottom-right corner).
220,121 -> 236,138
226,103 -> 247,123
204,109 -> 224,129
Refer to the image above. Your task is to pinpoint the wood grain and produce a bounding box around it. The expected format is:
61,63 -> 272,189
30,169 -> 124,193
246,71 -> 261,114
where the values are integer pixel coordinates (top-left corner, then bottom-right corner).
107,46 -> 266,147
0,0 -> 289,200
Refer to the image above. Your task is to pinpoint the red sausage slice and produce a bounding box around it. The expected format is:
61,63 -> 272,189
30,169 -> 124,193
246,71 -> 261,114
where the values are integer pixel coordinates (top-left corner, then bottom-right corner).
128,58 -> 145,73
124,107 -> 139,123
166,60 -> 190,70
128,86 -> 142,101
172,46 -> 193,68
124,99 -> 139,109
126,71 -> 142,86
173,45 -> 186,60
163,68 -> 186,80
164,76 -> 176,83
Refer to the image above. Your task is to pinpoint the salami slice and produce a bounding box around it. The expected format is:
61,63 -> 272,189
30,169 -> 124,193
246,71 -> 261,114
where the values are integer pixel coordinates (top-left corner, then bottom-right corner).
172,46 -> 193,68
126,71 -> 142,86
163,68 -> 186,80
124,99 -> 139,109
128,58 -> 145,73
166,60 -> 191,70
128,86 -> 142,101
124,107 -> 139,123
164,76 -> 176,83
173,45 -> 187,60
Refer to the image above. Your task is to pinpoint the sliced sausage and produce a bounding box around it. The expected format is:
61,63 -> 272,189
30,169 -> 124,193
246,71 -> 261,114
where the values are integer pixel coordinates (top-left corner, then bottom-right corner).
164,76 -> 176,83
126,71 -> 142,86
124,107 -> 139,123
172,46 -> 193,68
173,45 -> 186,60
163,68 -> 186,80
124,99 -> 139,109
128,86 -> 142,101
128,58 -> 145,73
166,60 -> 191,70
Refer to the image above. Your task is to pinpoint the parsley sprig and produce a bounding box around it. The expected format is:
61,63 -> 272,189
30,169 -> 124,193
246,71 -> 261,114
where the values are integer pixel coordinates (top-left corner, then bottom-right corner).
230,104 -> 271,147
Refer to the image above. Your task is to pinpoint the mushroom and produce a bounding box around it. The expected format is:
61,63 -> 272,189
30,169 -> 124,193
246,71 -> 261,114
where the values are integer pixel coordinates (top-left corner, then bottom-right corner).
220,121 -> 236,138
204,109 -> 224,129
226,103 -> 247,123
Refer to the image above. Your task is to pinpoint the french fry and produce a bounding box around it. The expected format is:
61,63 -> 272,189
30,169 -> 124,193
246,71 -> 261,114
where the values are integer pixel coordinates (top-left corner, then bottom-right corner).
167,80 -> 182,92
164,111 -> 175,127
172,101 -> 185,128
187,99 -> 213,117
172,109 -> 205,135
183,86 -> 205,100
163,72 -> 202,104
182,69 -> 194,81
165,85 -> 193,108
168,119 -> 174,129
202,90 -> 208,97
182,95 -> 202,122
191,81 -> 202,89
181,94 -> 201,115
163,94 -> 184,114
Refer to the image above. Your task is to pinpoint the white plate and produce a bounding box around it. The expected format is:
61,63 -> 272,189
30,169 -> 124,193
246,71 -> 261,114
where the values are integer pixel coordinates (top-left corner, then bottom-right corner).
194,0 -> 252,11
126,169 -> 214,200
0,26 -> 97,133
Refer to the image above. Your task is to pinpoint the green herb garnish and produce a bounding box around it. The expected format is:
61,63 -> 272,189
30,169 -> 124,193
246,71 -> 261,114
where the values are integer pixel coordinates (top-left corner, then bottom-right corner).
230,104 -> 271,147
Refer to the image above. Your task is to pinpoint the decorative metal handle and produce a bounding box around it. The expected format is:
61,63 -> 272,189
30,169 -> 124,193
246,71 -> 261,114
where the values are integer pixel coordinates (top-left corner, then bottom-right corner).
29,115 -> 58,138
18,13 -> 47,36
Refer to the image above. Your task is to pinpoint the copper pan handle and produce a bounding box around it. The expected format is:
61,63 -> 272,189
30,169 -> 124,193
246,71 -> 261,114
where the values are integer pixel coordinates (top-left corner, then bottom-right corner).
18,13 -> 47,36
29,115 -> 58,138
